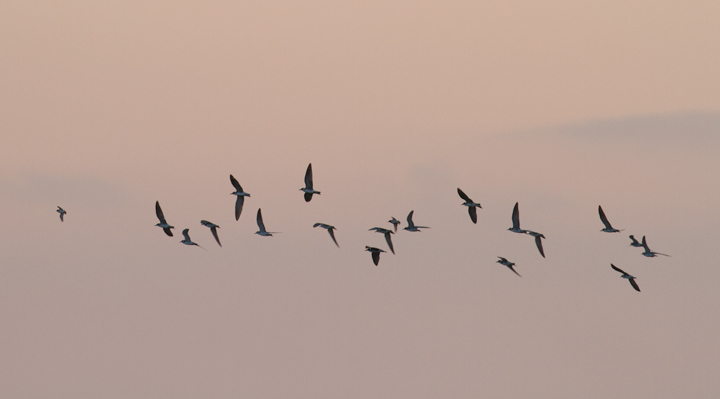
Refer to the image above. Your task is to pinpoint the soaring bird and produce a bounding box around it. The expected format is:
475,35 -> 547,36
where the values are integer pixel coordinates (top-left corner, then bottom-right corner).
255,208 -> 277,236
457,188 -> 482,224
508,202 -> 526,234
314,223 -> 339,247
369,227 -> 395,254
300,163 -> 321,202
57,206 -> 66,222
388,217 -> 401,232
403,210 -> 429,232
641,236 -> 670,257
496,257 -> 521,277
598,205 -> 623,232
180,228 -> 204,249
200,220 -> 222,247
611,264 -> 641,292
365,246 -> 386,266
629,235 -> 643,247
154,201 -> 174,237
230,174 -> 250,220
525,230 -> 546,258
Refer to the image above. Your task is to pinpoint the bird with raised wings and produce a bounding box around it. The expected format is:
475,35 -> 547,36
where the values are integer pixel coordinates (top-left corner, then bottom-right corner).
629,235 -> 643,247
508,202 -> 526,234
388,217 -> 401,232
641,236 -> 670,257
57,206 -> 66,222
180,228 -> 204,249
255,208 -> 278,236
314,223 -> 339,247
598,205 -> 623,232
369,227 -> 395,254
365,246 -> 386,266
457,188 -> 482,224
611,264 -> 640,292
496,257 -> 521,277
300,163 -> 321,202
403,210 -> 429,232
200,220 -> 222,247
230,174 -> 250,220
154,201 -> 174,237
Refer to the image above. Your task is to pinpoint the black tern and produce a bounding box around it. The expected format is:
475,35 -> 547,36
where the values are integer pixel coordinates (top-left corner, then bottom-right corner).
230,174 -> 250,221
200,220 -> 222,247
598,205 -> 623,232
403,210 -> 429,232
314,223 -> 339,247
611,264 -> 640,292
155,201 -> 174,237
369,227 -> 395,254
57,206 -> 66,222
300,163 -> 321,202
496,257 -> 521,277
457,188 -> 482,224
365,246 -> 386,266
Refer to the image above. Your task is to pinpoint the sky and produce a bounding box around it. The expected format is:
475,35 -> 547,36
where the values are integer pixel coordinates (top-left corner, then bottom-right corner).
1,1 -> 720,398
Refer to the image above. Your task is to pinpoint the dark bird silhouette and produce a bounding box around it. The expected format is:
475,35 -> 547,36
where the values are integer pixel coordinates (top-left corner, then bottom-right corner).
457,188 -> 482,224
155,201 -> 174,236
611,264 -> 640,292
230,174 -> 250,220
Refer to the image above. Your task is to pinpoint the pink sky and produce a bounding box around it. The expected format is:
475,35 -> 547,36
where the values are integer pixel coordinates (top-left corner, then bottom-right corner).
1,1 -> 719,398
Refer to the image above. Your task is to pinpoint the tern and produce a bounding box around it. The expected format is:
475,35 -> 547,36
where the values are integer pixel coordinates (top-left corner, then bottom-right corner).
180,228 -> 204,249
388,217 -> 401,232
154,201 -> 174,237
641,236 -> 670,257
496,257 -> 521,277
598,205 -> 623,232
629,235 -> 643,247
369,227 -> 395,254
525,230 -> 546,258
313,223 -> 339,247
611,264 -> 640,292
508,202 -> 526,234
457,188 -> 482,224
57,206 -> 66,222
255,208 -> 278,236
300,163 -> 321,202
403,210 -> 429,232
200,220 -> 222,247
230,174 -> 250,220
365,246 -> 386,266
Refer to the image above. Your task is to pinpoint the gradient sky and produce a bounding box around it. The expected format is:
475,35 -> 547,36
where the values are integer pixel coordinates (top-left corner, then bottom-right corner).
1,1 -> 720,398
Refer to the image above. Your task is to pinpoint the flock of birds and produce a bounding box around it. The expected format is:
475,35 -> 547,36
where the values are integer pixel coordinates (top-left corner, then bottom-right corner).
55,163 -> 669,293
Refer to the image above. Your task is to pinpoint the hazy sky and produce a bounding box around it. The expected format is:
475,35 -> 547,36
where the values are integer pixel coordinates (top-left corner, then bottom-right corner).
1,1 -> 720,398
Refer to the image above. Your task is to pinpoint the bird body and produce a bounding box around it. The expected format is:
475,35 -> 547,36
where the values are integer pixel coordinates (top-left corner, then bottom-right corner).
200,220 -> 222,247
403,210 -> 429,232
300,163 -> 321,202
496,256 -> 521,277
611,264 -> 640,292
457,188 -> 482,224
388,217 -> 400,232
57,206 -> 66,222
629,235 -> 643,247
314,223 -> 339,247
365,246 -> 386,266
154,201 -> 174,236
598,205 -> 623,232
230,174 -> 250,220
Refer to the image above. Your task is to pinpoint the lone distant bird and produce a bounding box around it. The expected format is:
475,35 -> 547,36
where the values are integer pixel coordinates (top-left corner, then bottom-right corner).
388,217 -> 401,232
369,227 -> 395,254
200,220 -> 222,247
629,235 -> 643,247
457,188 -> 482,224
598,205 -> 623,232
641,236 -> 670,257
508,202 -> 526,234
403,210 -> 429,232
230,174 -> 250,220
57,206 -> 66,222
180,228 -> 204,249
300,163 -> 321,202
154,201 -> 174,237
525,230 -> 546,258
255,208 -> 278,236
365,246 -> 386,266
496,257 -> 521,277
314,223 -> 339,247
611,264 -> 640,292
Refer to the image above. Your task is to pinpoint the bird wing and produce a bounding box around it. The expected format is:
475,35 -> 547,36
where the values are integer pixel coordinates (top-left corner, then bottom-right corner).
611,263 -> 626,274
457,187 -> 472,202
629,235 -> 640,245
256,209 -> 266,232
468,206 -> 477,224
235,196 -> 245,220
304,163 -> 313,189
210,226 -> 221,247
304,192 -> 313,202
182,228 -> 191,240
508,265 -> 521,277
371,251 -> 380,266
328,228 -> 339,247
641,236 -> 650,251
155,201 -> 167,223
598,206 -> 613,229
230,174 -> 243,191
629,278 -> 641,292
511,202 -> 520,230
385,232 -> 395,254
406,210 -> 415,228
59,212 -> 64,222
163,228 -> 173,237
313,223 -> 322,228
535,235 -> 545,258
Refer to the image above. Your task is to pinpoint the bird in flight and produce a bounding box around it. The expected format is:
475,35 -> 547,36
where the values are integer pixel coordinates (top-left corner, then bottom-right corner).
365,246 -> 386,266
300,163 -> 321,202
611,264 -> 640,292
314,223 -> 339,247
155,201 -> 174,236
230,174 -> 250,220
496,257 -> 521,277
525,230 -> 546,258
629,235 -> 643,247
598,205 -> 623,232
57,206 -> 66,222
180,228 -> 204,249
641,236 -> 670,257
457,188 -> 482,224
403,210 -> 429,232
508,202 -> 526,234
200,220 -> 222,247
369,227 -> 395,254
255,208 -> 278,236
388,217 -> 401,232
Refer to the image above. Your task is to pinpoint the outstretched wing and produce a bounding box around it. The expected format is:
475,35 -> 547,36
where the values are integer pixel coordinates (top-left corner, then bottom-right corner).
210,226 -> 221,247
328,228 -> 339,247
385,232 -> 395,254
304,192 -> 313,202
256,208 -> 266,232
611,263 -> 626,274
371,251 -> 380,266
468,206 -> 477,224
230,174 -> 243,191
457,187 -> 472,202
598,205 -> 613,229
534,235 -> 545,258
235,196 -> 245,220
629,278 -> 641,292
406,210 -> 415,227
182,228 -> 191,241
155,201 -> 167,223
511,202 -> 520,230
304,163 -> 313,189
